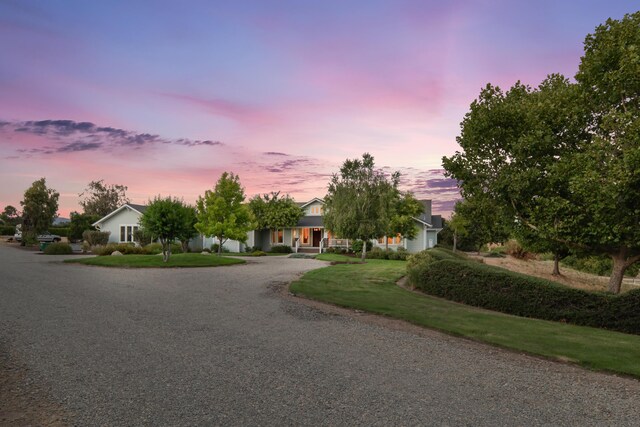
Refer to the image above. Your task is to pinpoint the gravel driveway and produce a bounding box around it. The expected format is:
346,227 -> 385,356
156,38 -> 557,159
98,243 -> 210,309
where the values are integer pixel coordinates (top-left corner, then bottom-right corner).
1,244 -> 639,426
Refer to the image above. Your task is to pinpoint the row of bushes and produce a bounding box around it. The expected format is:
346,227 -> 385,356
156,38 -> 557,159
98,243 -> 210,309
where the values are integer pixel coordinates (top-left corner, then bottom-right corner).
407,251 -> 640,335
366,247 -> 410,260
43,242 -> 73,255
562,254 -> 640,278
91,242 -> 185,256
1,225 -> 16,235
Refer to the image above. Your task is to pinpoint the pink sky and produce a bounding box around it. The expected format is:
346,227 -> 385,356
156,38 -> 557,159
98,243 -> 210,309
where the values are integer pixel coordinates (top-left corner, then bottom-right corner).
1,1 -> 636,218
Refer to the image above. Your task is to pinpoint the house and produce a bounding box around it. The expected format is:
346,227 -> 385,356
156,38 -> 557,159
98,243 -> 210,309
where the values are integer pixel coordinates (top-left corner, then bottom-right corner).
92,198 -> 442,253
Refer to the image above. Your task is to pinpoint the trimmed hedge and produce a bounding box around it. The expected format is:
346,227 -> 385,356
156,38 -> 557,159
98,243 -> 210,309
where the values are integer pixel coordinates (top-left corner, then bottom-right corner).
44,242 -> 73,255
367,247 -> 410,260
270,245 -> 293,254
83,230 -> 110,246
1,225 -> 17,235
49,227 -> 70,237
408,257 -> 640,335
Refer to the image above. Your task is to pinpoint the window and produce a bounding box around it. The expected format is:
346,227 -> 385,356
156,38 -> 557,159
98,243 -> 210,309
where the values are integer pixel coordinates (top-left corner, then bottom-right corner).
378,234 -> 402,245
302,228 -> 310,244
119,225 -> 139,243
271,229 -> 283,244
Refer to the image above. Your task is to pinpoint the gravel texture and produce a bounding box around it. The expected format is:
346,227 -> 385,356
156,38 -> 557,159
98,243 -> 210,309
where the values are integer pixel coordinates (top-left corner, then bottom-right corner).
1,244 -> 639,426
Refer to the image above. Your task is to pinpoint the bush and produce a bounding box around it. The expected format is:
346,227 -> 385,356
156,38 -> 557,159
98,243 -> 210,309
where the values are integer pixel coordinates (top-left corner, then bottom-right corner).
408,258 -> 640,335
251,250 -> 267,256
406,250 -> 436,284
92,243 -> 147,256
201,247 -> 211,253
133,229 -> 153,246
210,243 -> 230,253
144,243 -> 163,254
504,239 -> 532,260
352,240 -> 373,253
270,245 -> 293,254
83,230 -> 110,246
1,225 -> 17,236
49,227 -> 70,237
43,242 -> 73,255
562,255 -> 640,278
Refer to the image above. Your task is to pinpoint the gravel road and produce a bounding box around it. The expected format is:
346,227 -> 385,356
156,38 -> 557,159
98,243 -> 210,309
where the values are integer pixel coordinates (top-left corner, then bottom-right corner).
1,244 -> 639,426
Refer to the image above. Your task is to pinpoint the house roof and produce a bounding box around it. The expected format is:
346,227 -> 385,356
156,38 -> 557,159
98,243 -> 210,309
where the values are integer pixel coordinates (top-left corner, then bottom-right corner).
299,197 -> 324,208
296,216 -> 324,228
92,203 -> 146,227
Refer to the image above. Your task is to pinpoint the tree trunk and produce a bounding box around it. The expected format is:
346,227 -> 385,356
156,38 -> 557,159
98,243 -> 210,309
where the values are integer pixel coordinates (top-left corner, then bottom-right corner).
552,253 -> 561,276
453,231 -> 457,252
608,255 -> 627,294
217,237 -> 222,256
361,241 -> 367,262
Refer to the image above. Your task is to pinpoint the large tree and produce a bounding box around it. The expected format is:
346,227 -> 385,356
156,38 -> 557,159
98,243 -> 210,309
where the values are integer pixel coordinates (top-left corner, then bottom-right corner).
323,153 -> 398,261
20,178 -> 59,244
383,192 -> 423,250
443,12 -> 640,293
79,180 -> 129,217
0,205 -> 20,226
69,211 -> 99,241
140,197 -> 194,262
248,192 -> 304,231
177,205 -> 198,253
195,172 -> 254,256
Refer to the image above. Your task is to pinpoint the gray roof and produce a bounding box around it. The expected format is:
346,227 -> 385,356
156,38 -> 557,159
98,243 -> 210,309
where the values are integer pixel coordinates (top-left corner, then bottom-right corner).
128,203 -> 148,213
430,215 -> 443,229
295,216 -> 324,227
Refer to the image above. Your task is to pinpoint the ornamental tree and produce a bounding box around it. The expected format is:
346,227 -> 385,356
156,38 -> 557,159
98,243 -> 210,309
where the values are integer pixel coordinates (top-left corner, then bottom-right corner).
140,197 -> 194,262
323,153 -> 398,261
383,192 -> 423,250
248,192 -> 304,231
20,178 -> 59,245
195,172 -> 254,256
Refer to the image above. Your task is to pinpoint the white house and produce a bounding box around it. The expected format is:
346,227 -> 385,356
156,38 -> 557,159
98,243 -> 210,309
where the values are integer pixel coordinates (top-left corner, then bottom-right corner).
92,198 -> 442,253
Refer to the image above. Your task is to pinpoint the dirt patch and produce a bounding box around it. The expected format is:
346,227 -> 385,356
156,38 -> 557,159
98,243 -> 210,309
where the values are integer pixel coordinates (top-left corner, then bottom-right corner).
0,346 -> 71,426
468,254 -> 639,293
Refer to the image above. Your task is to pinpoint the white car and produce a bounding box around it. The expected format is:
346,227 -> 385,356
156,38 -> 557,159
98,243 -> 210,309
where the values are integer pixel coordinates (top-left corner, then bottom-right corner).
13,229 -> 61,243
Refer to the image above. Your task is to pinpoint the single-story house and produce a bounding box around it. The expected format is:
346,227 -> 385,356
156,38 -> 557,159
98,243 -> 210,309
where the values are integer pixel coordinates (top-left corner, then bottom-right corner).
92,198 -> 442,253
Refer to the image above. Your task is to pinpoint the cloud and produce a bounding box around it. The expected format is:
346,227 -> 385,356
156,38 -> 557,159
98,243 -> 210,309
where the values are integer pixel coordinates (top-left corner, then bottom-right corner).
263,151 -> 289,156
1,119 -> 224,157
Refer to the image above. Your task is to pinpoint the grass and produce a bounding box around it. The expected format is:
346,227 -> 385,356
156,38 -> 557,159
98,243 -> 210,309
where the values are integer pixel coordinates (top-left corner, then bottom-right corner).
290,259 -> 640,377
316,253 -> 362,263
221,252 -> 289,257
65,253 -> 245,268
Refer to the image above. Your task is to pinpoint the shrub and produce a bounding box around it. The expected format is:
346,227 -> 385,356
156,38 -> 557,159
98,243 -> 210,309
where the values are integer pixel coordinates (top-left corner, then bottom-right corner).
81,241 -> 91,253
251,250 -> 267,256
367,247 -> 385,259
144,243 -> 163,254
408,258 -> 640,335
201,247 -> 211,253
562,255 -> 640,277
133,229 -> 153,246
1,225 -> 17,235
211,243 -> 230,253
270,245 -> 293,254
504,239 -> 532,260
43,242 -> 73,255
49,227 -> 70,237
406,250 -> 436,284
92,243 -> 147,256
83,230 -> 110,246
352,240 -> 373,253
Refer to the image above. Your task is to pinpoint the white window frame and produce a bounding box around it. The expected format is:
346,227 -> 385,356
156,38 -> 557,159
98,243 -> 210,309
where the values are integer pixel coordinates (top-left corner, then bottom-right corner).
271,228 -> 284,244
119,224 -> 139,243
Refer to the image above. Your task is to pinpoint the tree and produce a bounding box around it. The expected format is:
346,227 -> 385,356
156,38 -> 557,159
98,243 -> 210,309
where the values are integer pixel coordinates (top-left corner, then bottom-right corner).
20,178 -> 59,244
383,192 -> 423,250
443,12 -> 640,293
79,180 -> 129,217
323,153 -> 398,261
139,197 -> 193,262
177,205 -> 198,252
451,196 -> 509,253
1,205 -> 20,226
248,192 -> 304,231
447,211 -> 469,253
195,172 -> 254,256
69,211 -> 99,241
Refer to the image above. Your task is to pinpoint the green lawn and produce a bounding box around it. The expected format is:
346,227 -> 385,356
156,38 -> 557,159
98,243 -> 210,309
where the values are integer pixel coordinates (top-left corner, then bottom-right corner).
65,253 -> 245,268
290,259 -> 640,377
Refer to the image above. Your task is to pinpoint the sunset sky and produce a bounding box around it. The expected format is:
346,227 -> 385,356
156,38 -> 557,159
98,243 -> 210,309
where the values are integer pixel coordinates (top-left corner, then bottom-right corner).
1,0 -> 637,218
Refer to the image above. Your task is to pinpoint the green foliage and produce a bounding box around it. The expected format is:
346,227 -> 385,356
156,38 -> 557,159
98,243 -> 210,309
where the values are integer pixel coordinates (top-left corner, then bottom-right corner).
251,250 -> 267,257
69,212 -> 99,241
408,258 -> 640,334
323,153 -> 399,261
92,243 -> 146,256
43,242 -> 73,255
249,192 -> 304,230
143,243 -> 163,254
211,243 -> 230,253
65,253 -> 244,268
79,180 -> 129,217
385,192 -> 423,243
82,230 -> 110,246
20,178 -> 59,241
1,205 -> 21,226
133,229 -> 153,246
563,255 -> 640,278
351,239 -> 372,254
49,227 -> 70,237
270,245 -> 292,254
450,197 -> 509,252
196,172 -> 254,256
366,247 -> 409,260
1,225 -> 16,235
140,196 -> 194,262
504,239 -> 532,260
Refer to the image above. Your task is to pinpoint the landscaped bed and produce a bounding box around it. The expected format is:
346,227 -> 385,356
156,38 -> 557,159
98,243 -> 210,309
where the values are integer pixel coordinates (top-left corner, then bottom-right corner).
64,253 -> 245,268
290,257 -> 640,378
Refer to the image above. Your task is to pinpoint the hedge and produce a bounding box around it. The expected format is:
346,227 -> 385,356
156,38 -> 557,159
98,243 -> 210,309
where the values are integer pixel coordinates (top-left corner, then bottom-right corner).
49,227 -> 70,237
408,257 -> 640,335
44,242 -> 73,255
0,225 -> 16,236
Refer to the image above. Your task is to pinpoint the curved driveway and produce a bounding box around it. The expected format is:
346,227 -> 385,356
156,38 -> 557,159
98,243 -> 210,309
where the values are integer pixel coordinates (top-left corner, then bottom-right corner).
1,245 -> 639,426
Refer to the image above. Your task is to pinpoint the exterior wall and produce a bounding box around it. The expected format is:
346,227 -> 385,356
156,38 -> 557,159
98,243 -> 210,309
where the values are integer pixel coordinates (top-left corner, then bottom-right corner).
426,229 -> 438,249
202,236 -> 243,252
405,223 -> 426,253
97,208 -> 142,243
259,229 -> 272,252
304,201 -> 324,216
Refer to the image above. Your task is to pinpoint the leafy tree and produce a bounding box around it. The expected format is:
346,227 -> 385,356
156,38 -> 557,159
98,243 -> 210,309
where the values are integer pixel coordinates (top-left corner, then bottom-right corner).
79,180 -> 129,217
447,211 -> 469,253
323,153 -> 398,261
1,205 -> 20,226
69,211 -> 99,241
452,197 -> 509,253
443,12 -> 640,293
248,192 -> 304,231
140,197 -> 193,262
20,178 -> 59,245
383,192 -> 423,250
177,205 -> 198,252
195,172 -> 254,256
